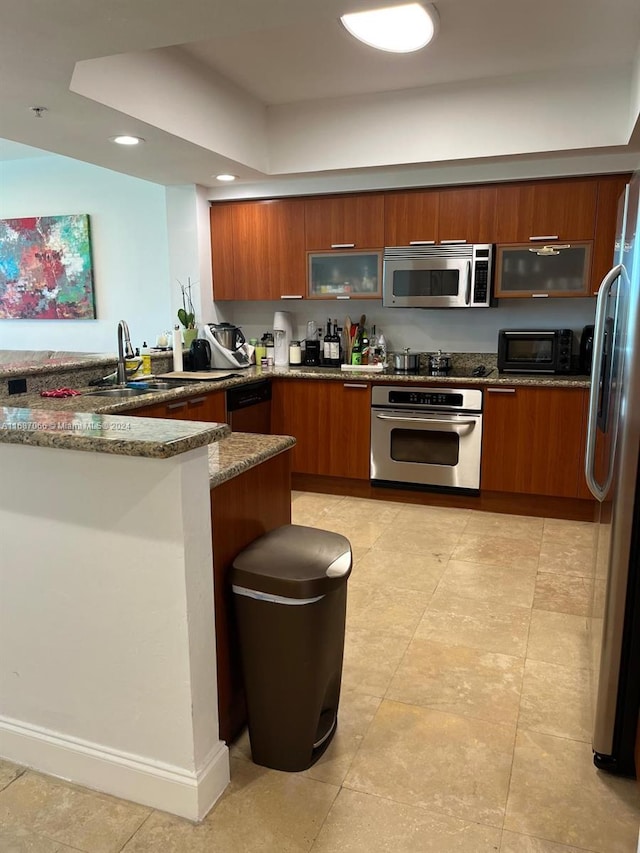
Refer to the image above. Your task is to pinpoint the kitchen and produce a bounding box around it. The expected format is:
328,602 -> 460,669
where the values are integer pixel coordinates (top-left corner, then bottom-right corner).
1,0 -> 640,850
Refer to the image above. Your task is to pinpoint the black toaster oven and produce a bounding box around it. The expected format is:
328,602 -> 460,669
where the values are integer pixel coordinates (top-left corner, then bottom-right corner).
497,329 -> 574,374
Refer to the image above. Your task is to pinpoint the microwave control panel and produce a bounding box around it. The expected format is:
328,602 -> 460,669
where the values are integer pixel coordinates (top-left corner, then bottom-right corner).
471,246 -> 492,306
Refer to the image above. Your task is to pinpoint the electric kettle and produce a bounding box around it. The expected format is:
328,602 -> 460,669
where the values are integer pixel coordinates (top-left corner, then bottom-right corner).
190,338 -> 212,371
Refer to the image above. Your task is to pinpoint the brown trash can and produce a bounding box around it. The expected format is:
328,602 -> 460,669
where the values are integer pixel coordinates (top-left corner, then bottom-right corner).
231,524 -> 352,772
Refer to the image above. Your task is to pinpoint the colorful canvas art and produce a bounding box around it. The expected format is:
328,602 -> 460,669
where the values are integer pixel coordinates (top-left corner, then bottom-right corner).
0,214 -> 96,319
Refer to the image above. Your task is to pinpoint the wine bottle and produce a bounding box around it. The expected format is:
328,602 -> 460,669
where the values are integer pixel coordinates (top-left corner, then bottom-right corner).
330,319 -> 340,366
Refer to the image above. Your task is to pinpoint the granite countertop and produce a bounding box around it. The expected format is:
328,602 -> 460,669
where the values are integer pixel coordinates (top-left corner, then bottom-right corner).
0,406 -> 230,459
207,432 -> 296,488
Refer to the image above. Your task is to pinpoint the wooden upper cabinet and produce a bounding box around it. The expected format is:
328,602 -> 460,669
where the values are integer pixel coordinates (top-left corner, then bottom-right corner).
591,174 -> 631,296
304,193 -> 384,250
384,189 -> 439,246
210,204 -> 236,300
438,186 -> 497,244
495,179 -> 598,243
230,199 -> 306,300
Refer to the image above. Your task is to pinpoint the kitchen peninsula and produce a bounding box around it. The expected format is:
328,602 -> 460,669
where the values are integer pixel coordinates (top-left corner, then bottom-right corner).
0,394 -> 294,823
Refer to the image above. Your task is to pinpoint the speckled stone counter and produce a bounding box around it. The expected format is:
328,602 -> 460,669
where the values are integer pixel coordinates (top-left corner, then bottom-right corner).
0,406 -> 230,458
207,432 -> 295,488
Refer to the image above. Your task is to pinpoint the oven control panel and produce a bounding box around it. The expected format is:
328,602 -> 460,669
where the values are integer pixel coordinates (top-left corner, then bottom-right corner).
372,386 -> 483,413
388,390 -> 463,407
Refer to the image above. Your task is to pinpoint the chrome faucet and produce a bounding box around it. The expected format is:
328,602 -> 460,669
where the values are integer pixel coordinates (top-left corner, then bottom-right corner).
116,320 -> 135,385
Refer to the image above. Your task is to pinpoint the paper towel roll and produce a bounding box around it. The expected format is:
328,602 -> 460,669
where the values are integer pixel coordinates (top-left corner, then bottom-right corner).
173,326 -> 184,372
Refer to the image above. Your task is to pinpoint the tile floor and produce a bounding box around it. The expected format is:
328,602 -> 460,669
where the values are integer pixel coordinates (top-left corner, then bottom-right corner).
1,491 -> 639,852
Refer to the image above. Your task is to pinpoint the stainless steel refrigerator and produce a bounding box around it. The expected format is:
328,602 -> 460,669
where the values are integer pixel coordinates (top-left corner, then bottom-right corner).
585,168 -> 640,776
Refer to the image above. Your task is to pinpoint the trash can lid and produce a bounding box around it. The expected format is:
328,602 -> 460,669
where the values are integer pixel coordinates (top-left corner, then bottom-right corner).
231,524 -> 352,599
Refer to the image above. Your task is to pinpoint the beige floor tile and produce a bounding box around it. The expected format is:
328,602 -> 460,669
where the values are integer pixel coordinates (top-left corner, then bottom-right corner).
417,591 -> 531,657
500,829 -> 589,852
0,826 -> 69,853
504,729 -> 640,852
527,610 -> 590,668
0,772 -> 150,853
373,524 -> 462,558
352,548 -> 448,594
534,571 -> 595,617
344,699 -> 515,827
0,760 -> 26,792
322,497 -> 403,524
518,659 -> 592,742
341,626 -> 411,696
543,518 -> 596,547
384,504 -> 472,529
434,560 -> 537,609
538,540 -> 594,578
346,584 -> 430,638
318,517 -> 388,549
123,757 -> 339,853
291,493 -> 347,526
387,638 -> 523,726
312,788 -> 501,852
465,512 -> 544,541
301,690 -> 381,786
451,533 -> 540,570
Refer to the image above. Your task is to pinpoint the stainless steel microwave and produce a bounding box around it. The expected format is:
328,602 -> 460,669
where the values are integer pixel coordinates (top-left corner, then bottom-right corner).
382,243 -> 493,308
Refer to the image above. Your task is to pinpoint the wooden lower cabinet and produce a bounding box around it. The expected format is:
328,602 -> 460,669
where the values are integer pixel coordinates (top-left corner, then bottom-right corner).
210,451 -> 292,742
129,390 -> 227,423
481,385 -> 589,498
271,379 -> 371,479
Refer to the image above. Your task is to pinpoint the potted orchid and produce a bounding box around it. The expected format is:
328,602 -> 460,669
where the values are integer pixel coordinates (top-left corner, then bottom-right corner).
177,278 -> 198,348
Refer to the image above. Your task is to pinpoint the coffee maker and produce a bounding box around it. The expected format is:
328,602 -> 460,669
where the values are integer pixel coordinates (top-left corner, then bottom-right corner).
273,311 -> 294,367
203,323 -> 251,369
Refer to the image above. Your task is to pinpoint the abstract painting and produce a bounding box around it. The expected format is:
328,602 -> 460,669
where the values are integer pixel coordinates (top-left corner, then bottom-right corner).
0,214 -> 96,319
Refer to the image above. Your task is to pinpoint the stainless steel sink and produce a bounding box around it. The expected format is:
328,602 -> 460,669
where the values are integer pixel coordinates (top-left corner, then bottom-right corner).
128,380 -> 187,390
85,387 -> 154,398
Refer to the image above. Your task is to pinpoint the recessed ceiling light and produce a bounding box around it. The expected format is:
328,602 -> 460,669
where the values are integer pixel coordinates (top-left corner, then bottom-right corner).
111,135 -> 145,146
340,2 -> 439,53
216,174 -> 237,182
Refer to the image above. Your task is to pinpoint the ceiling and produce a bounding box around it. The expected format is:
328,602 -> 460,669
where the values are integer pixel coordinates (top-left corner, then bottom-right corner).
1,0 -> 639,191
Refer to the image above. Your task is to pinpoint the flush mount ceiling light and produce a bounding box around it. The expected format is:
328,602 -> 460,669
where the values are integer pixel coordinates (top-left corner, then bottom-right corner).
340,2 -> 439,53
111,135 -> 145,146
216,174 -> 237,182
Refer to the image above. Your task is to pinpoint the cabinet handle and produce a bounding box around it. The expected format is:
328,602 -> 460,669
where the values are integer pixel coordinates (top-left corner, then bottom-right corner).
330,243 -> 356,249
440,239 -> 467,244
167,401 -> 188,410
487,388 -> 516,394
409,240 -> 435,245
344,383 -> 368,389
336,295 -> 351,300
188,396 -> 207,405
280,294 -> 303,299
532,293 -> 549,298
529,235 -> 559,241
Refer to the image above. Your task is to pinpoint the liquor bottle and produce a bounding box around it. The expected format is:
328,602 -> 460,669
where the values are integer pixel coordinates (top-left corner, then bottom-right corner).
330,319 -> 340,366
323,319 -> 332,365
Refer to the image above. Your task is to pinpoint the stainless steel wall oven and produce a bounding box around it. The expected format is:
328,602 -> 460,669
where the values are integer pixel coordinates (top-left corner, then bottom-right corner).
370,386 -> 483,491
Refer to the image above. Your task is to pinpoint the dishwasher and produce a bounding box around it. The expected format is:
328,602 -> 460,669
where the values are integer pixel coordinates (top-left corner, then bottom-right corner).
226,379 -> 272,433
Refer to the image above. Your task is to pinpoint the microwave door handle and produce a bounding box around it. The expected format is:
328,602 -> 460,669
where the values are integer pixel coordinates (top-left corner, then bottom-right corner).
585,263 -> 623,501
465,261 -> 471,305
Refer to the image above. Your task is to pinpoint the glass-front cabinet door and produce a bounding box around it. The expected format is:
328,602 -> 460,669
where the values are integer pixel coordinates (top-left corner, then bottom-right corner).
495,242 -> 593,298
308,251 -> 382,299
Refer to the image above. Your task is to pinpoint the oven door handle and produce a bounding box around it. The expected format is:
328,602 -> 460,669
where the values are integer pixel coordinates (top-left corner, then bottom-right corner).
375,414 -> 478,430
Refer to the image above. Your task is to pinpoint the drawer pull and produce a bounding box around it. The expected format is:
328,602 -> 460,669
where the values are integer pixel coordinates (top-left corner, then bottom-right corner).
532,293 -> 549,298
529,235 -> 559,241
188,396 -> 207,405
409,240 -> 436,245
344,383 -> 368,389
336,295 -> 351,300
487,388 -> 516,394
167,401 -> 188,410
330,243 -> 356,249
440,239 -> 467,244
280,294 -> 303,299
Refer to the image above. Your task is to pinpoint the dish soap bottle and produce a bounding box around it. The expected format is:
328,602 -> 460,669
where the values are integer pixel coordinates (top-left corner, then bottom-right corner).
141,342 -> 152,375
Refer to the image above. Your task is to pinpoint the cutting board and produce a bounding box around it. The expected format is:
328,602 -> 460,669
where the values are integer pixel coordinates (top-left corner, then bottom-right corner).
158,370 -> 241,381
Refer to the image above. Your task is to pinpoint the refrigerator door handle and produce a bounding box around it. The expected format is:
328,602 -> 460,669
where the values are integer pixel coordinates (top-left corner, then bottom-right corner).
585,263 -> 624,501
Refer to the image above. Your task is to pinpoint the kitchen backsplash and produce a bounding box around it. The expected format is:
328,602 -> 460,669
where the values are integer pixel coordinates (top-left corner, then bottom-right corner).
219,298 -> 597,354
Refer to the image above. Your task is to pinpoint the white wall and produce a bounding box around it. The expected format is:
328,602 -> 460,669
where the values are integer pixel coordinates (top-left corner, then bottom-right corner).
0,154 -> 172,353
223,298 -> 597,355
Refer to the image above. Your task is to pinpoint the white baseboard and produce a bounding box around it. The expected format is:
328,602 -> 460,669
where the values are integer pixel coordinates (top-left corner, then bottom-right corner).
0,715 -> 230,821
